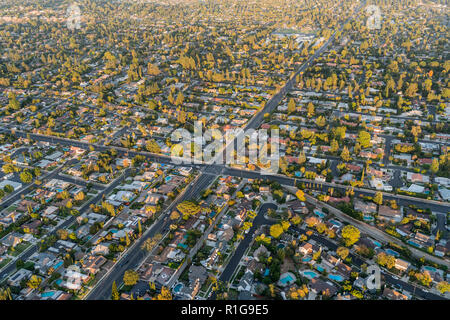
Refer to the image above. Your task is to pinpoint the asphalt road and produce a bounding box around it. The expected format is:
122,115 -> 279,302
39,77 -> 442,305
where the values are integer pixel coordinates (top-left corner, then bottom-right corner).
219,203 -> 277,283
0,159 -> 77,212
85,173 -> 216,299
291,227 -> 446,300
221,167 -> 450,213
0,168 -> 130,281
208,202 -> 277,300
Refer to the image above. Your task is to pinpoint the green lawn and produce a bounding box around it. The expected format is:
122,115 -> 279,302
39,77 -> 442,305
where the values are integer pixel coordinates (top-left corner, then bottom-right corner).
0,258 -> 12,269
8,242 -> 31,257
6,205 -> 18,213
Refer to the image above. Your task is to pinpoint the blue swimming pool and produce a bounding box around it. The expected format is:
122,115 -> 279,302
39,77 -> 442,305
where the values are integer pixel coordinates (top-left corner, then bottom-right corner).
315,265 -> 324,272
371,239 -> 382,247
363,215 -> 374,221
407,240 -> 422,248
53,261 -> 63,270
303,270 -> 318,279
423,266 -> 437,273
264,268 -> 270,277
329,219 -> 342,227
41,291 -> 55,298
328,274 -> 344,282
314,210 -> 326,218
302,256 -> 312,262
280,273 -> 295,285
385,249 -> 400,257
173,283 -> 184,293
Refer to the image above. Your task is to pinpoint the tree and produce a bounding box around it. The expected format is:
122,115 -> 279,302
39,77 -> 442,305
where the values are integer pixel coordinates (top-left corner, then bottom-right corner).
175,92 -> 184,106
358,131 -> 371,149
142,234 -> 162,252
298,151 -> 306,165
8,92 -> 20,110
146,139 -> 161,153
2,163 -> 17,174
176,201 -> 200,220
74,191 -> 85,202
123,270 -> 139,286
20,170 -> 33,184
437,281 -> 450,294
287,98 -> 296,114
154,286 -> 172,300
111,281 -> 120,300
296,189 -> 306,201
170,211 -> 180,220
147,63 -> 161,76
27,275 -> 42,289
281,221 -> 290,231
334,126 -> 346,140
373,191 -> 383,206
341,225 -> 360,247
0,287 -> 12,300
56,229 -> 69,240
306,102 -> 315,118
330,139 -> 339,153
4,185 -> 14,193
315,115 -> 326,127
291,215 -> 302,225
138,220 -> 142,237
340,146 -> 351,162
431,158 -> 439,174
270,224 -> 284,239
336,246 -> 349,260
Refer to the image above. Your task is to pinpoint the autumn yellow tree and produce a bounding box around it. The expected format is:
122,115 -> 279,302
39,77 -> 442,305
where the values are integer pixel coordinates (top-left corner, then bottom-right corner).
270,224 -> 284,239
341,146 -> 351,162
341,225 -> 360,247
373,191 -> 383,206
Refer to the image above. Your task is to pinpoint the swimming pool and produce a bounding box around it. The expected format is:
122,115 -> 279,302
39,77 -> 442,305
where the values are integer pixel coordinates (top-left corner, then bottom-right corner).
363,215 -> 374,221
279,273 -> 295,285
264,268 -> 270,277
371,239 -> 382,248
407,240 -> 422,248
41,291 -> 56,298
385,249 -> 400,257
302,256 -> 312,262
314,210 -> 326,218
329,219 -> 342,227
423,266 -> 437,273
302,270 -> 318,279
173,283 -> 184,293
328,274 -> 344,282
315,265 -> 324,272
